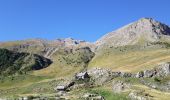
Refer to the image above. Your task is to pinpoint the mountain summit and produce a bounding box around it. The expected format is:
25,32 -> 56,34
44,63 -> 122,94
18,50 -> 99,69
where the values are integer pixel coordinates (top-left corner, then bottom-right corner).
96,18 -> 170,47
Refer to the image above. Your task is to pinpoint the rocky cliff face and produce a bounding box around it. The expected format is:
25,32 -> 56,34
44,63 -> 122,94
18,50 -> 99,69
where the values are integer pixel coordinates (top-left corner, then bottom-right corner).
96,18 -> 170,48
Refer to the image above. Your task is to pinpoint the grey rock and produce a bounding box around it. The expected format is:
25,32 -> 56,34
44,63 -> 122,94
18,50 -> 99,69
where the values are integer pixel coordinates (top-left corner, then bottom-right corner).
112,81 -> 131,93
141,79 -> 170,92
129,92 -> 147,100
136,71 -> 144,78
54,85 -> 67,91
82,93 -> 105,100
135,62 -> 170,78
54,81 -> 75,92
156,62 -> 170,76
120,72 -> 133,77
112,72 -> 122,77
88,68 -> 113,84
75,72 -> 90,80
143,70 -> 156,78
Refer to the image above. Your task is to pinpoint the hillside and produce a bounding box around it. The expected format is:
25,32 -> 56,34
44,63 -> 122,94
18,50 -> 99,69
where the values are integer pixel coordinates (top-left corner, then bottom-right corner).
0,38 -> 95,58
2,18 -> 170,99
89,18 -> 170,72
0,48 -> 52,76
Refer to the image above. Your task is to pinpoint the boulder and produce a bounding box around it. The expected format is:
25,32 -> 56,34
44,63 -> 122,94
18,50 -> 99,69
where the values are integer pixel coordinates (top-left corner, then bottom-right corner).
134,62 -> 170,78
120,72 -> 133,78
129,92 -> 147,100
88,68 -> 113,84
54,85 -> 67,91
82,93 -> 105,100
75,72 -> 90,80
156,62 -> 170,76
112,72 -> 122,77
112,81 -> 131,93
143,70 -> 156,78
136,71 -> 144,78
54,81 -> 75,91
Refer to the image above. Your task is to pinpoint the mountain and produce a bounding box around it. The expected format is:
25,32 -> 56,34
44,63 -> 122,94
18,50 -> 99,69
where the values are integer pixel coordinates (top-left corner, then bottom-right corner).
0,38 -> 95,58
89,18 -> 170,72
0,48 -> 52,76
2,18 -> 170,99
96,18 -> 170,48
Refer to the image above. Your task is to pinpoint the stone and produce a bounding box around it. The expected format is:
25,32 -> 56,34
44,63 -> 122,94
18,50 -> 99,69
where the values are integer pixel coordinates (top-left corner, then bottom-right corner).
120,72 -> 133,77
112,72 -> 122,77
56,91 -> 67,96
136,71 -> 144,78
156,62 -> 170,76
129,92 -> 147,100
54,81 -> 75,92
75,72 -> 90,80
82,93 -> 105,100
54,85 -> 67,91
112,81 -> 131,93
88,68 -> 113,84
143,70 -> 156,78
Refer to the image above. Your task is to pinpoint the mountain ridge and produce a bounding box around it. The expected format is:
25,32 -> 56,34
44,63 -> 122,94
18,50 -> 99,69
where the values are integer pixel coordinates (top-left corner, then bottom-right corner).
1,18 -> 170,51
96,18 -> 170,48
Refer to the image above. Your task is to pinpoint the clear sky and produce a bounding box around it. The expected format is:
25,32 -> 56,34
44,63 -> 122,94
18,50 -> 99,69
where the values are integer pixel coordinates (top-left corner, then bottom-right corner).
0,0 -> 170,42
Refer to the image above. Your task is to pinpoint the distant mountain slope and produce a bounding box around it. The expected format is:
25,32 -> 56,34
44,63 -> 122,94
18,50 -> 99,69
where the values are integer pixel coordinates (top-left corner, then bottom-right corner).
96,18 -> 170,48
0,48 -> 52,75
0,38 -> 95,58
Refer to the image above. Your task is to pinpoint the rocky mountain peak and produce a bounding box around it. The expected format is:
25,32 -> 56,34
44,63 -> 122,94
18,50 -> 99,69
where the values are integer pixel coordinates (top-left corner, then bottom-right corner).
96,18 -> 170,47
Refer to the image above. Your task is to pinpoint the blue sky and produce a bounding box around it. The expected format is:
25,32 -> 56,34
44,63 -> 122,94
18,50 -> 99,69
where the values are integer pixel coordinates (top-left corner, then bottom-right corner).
0,0 -> 170,42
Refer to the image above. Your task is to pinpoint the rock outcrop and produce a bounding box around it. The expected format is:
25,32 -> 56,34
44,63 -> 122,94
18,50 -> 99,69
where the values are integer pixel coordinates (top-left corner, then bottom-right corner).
135,62 -> 170,78
112,80 -> 131,93
88,68 -> 114,84
82,93 -> 105,100
129,91 -> 148,100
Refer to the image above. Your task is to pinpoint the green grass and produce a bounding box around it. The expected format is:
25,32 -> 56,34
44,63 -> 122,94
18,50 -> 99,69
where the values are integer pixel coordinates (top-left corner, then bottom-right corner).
0,75 -> 57,97
0,74 -> 52,90
89,45 -> 170,72
89,89 -> 129,100
2,40 -> 170,99
71,87 -> 129,100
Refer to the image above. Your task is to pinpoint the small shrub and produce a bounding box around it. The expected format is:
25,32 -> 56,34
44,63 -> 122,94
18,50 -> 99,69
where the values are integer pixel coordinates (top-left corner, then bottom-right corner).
154,77 -> 161,82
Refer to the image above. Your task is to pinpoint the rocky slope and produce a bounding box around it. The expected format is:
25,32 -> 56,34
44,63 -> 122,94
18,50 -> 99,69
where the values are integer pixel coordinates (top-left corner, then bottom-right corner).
96,18 -> 170,49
